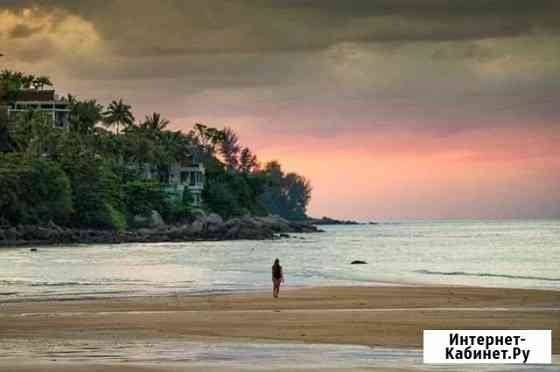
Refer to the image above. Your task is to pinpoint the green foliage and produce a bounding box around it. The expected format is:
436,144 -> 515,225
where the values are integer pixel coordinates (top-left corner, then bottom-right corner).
258,161 -> 312,220
140,112 -> 169,132
0,153 -> 72,225
219,127 -> 240,171
202,170 -> 267,219
203,177 -> 243,219
159,188 -> 194,224
68,98 -> 104,135
0,108 -> 14,153
123,180 -> 167,217
0,70 -> 314,232
103,99 -> 134,134
182,187 -> 194,205
8,111 -> 63,156
62,153 -> 125,231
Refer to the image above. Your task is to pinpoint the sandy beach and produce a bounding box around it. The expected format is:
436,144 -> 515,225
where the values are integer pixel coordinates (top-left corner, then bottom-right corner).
0,286 -> 559,371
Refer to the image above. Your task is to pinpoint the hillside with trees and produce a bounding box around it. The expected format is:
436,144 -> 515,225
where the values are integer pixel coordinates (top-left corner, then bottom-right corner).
0,70 -> 312,233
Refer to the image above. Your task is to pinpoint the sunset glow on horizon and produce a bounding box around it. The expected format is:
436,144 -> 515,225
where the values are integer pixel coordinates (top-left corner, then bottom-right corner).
3,1 -> 559,219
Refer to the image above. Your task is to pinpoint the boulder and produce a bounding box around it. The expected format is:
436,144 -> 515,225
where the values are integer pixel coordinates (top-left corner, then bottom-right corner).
150,210 -> 165,227
190,219 -> 204,234
225,217 -> 241,228
240,215 -> 262,227
166,225 -> 187,240
351,260 -> 367,264
190,209 -> 206,220
256,215 -> 291,233
20,225 -> 37,240
5,228 -> 20,241
287,221 -> 322,233
224,224 -> 240,239
35,227 -> 57,240
206,213 -> 224,226
133,210 -> 166,228
47,220 -> 64,233
237,225 -> 273,240
205,213 -> 226,234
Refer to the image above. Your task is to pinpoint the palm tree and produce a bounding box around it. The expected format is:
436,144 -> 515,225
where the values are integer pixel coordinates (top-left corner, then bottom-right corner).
69,99 -> 104,135
141,112 -> 169,132
103,99 -> 134,134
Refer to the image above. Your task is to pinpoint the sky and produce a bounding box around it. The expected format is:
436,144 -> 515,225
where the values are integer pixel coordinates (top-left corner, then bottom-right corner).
1,0 -> 560,219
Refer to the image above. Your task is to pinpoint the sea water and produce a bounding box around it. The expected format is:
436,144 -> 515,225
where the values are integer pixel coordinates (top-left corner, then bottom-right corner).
0,220 -> 559,301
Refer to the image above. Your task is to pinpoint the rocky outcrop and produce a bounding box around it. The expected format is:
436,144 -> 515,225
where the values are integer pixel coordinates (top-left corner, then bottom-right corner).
0,215 -> 323,247
132,210 -> 166,228
305,216 -> 362,225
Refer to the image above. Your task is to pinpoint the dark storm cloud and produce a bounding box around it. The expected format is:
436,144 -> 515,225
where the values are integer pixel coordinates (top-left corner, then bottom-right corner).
6,0 -> 560,56
3,0 -> 560,130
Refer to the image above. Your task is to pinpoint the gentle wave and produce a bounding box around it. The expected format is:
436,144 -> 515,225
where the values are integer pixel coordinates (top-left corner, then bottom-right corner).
0,279 -> 151,287
415,270 -> 560,282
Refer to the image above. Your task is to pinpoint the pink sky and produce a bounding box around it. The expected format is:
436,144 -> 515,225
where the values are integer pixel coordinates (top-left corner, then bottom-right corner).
167,115 -> 560,220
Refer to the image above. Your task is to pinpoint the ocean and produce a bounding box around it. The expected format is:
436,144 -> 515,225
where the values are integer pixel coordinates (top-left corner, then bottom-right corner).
1,220 -> 559,302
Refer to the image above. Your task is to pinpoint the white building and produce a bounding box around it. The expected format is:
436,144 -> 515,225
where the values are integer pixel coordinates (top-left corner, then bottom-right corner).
7,90 -> 69,128
142,156 -> 205,207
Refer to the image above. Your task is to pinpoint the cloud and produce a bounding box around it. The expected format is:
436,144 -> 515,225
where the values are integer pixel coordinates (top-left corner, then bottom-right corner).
0,6 -> 102,62
6,0 -> 559,56
8,23 -> 43,38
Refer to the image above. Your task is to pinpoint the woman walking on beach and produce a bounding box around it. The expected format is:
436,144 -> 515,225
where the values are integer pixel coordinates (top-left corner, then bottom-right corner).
272,258 -> 284,298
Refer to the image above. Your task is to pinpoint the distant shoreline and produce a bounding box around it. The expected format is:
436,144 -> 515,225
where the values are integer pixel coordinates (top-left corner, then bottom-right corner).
304,216 -> 377,225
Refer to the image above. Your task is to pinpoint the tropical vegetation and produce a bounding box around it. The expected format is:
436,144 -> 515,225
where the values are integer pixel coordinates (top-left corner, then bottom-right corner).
0,70 -> 312,230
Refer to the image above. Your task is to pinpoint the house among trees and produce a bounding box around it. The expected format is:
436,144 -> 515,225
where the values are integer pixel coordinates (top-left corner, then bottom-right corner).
7,90 -> 70,129
141,152 -> 205,207
1,70 -> 312,227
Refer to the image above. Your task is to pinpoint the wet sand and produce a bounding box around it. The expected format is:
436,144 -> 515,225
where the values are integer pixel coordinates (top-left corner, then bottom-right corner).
0,363 -> 400,372
0,286 -> 559,371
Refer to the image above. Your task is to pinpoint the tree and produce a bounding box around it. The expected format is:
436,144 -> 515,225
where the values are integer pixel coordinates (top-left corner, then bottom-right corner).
103,99 -> 134,134
202,177 -> 243,219
0,153 -> 72,225
68,98 -> 104,135
141,112 -> 169,132
283,173 -> 312,220
61,152 -> 126,231
8,110 -> 63,157
219,127 -> 240,172
123,180 -> 166,218
239,147 -> 258,173
259,161 -> 312,220
0,106 -> 13,153
190,123 -> 225,154
0,69 -> 315,230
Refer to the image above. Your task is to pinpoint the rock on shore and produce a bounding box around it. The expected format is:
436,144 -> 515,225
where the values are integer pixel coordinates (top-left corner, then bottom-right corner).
305,216 -> 361,225
0,215 -> 322,247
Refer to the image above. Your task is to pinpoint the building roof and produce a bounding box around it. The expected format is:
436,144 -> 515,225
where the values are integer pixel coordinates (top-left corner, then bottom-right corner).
14,90 -> 56,102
